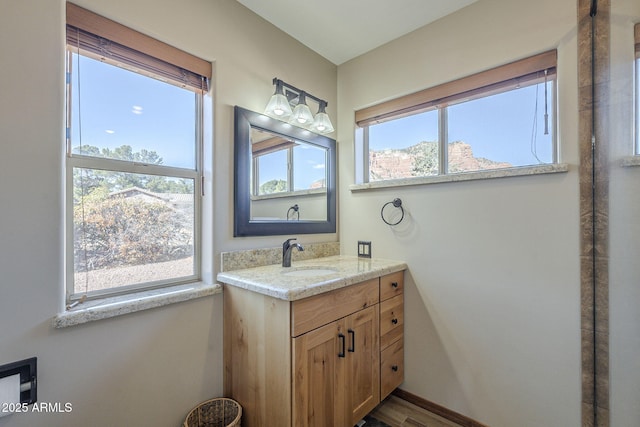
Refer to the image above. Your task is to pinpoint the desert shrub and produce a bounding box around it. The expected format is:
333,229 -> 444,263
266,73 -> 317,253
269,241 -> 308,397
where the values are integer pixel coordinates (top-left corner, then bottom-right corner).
74,197 -> 192,271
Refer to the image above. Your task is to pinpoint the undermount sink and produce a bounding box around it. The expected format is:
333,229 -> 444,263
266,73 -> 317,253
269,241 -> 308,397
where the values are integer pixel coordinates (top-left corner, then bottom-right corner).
282,267 -> 338,277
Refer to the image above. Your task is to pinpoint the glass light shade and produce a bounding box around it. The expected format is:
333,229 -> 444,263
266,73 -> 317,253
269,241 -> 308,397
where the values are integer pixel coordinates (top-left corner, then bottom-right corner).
289,102 -> 314,125
312,111 -> 334,134
265,93 -> 292,119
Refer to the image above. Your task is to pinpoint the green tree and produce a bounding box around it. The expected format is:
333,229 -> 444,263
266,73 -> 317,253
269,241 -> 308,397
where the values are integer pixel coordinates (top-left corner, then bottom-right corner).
408,141 -> 438,176
72,144 -> 172,203
259,179 -> 288,195
74,144 -> 163,164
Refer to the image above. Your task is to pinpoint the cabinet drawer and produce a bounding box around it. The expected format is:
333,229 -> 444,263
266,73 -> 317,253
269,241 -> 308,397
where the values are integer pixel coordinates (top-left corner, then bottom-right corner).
291,278 -> 379,337
379,294 -> 403,343
380,271 -> 404,301
380,338 -> 404,399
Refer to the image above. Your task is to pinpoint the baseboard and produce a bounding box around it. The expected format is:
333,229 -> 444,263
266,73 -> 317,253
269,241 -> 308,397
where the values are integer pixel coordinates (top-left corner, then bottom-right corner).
392,389 -> 490,427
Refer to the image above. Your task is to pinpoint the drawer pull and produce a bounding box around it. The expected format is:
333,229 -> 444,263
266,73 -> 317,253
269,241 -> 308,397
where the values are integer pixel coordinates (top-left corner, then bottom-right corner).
391,365 -> 399,372
391,282 -> 399,288
391,318 -> 398,325
348,329 -> 355,353
338,333 -> 345,358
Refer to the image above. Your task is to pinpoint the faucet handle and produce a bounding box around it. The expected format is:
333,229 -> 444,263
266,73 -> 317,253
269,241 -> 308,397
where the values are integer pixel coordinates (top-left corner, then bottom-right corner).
283,237 -> 297,253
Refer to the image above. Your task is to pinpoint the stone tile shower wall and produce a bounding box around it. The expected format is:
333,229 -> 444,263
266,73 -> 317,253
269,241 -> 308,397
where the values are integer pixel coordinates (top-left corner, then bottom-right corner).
578,0 -> 610,425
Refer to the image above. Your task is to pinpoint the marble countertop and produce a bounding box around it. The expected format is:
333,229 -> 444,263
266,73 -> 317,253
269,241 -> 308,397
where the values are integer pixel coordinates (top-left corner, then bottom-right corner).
217,255 -> 407,301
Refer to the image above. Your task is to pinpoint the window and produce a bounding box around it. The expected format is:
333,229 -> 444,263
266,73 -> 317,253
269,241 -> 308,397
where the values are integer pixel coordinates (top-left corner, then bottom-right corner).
250,128 -> 327,196
355,51 -> 557,183
256,149 -> 289,195
65,3 -> 211,301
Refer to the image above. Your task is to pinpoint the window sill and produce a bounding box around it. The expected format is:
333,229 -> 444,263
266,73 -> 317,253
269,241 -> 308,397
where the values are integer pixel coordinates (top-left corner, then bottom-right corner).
251,187 -> 326,201
349,163 -> 569,192
53,282 -> 222,328
621,156 -> 640,167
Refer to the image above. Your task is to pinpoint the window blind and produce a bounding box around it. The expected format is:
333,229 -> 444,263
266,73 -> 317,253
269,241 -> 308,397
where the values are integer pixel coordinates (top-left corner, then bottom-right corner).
355,50 -> 557,127
66,2 -> 211,92
252,136 -> 298,157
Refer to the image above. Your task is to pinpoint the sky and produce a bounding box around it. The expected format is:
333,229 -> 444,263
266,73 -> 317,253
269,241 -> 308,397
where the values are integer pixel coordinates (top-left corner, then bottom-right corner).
70,53 -> 196,170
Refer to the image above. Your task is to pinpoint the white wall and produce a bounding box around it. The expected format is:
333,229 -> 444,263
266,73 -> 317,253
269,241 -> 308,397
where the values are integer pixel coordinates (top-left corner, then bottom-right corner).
251,193 -> 327,221
337,0 -> 581,425
12,0 -> 637,425
609,0 -> 640,424
0,1 -> 336,426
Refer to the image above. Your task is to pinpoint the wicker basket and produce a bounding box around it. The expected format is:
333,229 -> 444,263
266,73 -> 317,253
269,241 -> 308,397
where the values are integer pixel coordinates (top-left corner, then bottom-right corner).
183,398 -> 242,427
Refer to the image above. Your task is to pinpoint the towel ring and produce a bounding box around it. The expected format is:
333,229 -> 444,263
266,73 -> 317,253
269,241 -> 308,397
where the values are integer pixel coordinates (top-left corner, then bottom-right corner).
287,204 -> 299,221
381,198 -> 404,226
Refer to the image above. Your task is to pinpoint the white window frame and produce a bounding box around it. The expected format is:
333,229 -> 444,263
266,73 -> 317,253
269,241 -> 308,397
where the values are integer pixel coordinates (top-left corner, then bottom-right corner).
64,100 -> 203,301
253,147 -> 294,195
354,50 -> 559,186
64,3 -> 209,303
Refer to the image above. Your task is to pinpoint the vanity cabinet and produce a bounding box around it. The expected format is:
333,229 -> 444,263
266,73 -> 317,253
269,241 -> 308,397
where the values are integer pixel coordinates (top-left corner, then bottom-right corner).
223,271 -> 404,427
292,279 -> 380,426
379,271 -> 404,399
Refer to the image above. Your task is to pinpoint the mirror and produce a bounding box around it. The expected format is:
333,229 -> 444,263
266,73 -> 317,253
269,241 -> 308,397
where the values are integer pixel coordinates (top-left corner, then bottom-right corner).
234,106 -> 337,236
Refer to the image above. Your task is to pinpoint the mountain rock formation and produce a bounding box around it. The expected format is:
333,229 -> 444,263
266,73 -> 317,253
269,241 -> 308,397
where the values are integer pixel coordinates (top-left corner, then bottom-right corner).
370,141 -> 512,180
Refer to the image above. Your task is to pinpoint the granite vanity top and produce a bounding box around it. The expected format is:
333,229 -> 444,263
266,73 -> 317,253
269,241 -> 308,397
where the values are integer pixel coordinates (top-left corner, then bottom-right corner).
216,255 -> 407,301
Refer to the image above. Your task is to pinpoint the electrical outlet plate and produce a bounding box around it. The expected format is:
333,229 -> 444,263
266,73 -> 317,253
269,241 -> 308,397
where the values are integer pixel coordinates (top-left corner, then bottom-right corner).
357,241 -> 372,258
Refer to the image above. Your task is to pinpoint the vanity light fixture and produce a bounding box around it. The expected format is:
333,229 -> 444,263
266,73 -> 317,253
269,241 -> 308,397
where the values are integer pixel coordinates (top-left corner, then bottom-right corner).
312,101 -> 335,134
289,91 -> 315,125
264,78 -> 335,134
264,79 -> 293,119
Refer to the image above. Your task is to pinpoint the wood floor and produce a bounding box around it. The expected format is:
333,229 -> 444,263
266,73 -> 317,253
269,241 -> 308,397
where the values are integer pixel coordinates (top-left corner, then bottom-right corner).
369,395 -> 463,427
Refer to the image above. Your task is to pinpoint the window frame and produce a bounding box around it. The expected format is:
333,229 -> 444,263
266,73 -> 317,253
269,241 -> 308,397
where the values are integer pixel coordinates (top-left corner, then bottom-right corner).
355,50 -> 558,184
253,147 -> 293,196
251,145 -> 329,197
64,3 -> 210,303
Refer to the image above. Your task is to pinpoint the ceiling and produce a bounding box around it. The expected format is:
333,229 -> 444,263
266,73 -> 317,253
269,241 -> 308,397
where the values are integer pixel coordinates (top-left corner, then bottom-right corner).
236,0 -> 478,65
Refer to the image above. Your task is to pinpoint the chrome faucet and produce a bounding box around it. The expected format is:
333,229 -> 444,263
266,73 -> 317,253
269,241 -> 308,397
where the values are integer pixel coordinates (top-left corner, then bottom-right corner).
282,238 -> 304,267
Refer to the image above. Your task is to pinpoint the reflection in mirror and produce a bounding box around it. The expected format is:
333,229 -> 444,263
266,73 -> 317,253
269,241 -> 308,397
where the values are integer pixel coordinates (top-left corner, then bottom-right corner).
250,127 -> 328,221
234,106 -> 336,236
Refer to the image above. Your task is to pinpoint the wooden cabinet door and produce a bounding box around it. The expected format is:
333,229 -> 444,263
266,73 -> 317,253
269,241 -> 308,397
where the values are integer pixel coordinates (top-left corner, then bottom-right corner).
345,305 -> 380,425
292,319 -> 347,427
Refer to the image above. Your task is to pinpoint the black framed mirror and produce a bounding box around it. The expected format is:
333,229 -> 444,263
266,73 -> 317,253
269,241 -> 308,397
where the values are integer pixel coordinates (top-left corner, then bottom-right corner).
234,106 -> 337,236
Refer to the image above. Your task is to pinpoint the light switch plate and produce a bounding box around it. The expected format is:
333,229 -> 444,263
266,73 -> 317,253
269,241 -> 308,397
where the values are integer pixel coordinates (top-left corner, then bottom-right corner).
357,241 -> 372,258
